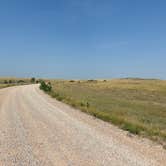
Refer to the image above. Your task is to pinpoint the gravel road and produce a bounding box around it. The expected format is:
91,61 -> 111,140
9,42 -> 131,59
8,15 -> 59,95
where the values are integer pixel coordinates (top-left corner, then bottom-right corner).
0,85 -> 165,166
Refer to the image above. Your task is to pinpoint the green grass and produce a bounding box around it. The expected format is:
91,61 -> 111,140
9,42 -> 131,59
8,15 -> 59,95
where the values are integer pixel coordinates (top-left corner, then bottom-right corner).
44,79 -> 166,145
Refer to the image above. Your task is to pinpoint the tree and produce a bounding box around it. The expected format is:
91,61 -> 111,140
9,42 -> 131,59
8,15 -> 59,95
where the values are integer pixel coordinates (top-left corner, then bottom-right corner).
4,80 -> 8,84
17,80 -> 25,84
9,80 -> 13,84
31,77 -> 36,83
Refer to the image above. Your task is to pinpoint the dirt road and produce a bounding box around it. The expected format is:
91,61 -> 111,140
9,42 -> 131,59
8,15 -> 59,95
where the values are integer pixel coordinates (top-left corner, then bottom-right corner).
0,85 -> 165,166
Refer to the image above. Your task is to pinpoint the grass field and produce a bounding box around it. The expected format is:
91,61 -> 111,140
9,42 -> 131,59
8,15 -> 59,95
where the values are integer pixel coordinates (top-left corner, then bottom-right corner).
0,78 -> 33,89
47,79 -> 166,145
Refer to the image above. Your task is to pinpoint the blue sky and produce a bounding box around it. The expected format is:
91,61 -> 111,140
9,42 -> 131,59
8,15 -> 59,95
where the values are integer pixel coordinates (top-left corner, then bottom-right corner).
0,0 -> 166,79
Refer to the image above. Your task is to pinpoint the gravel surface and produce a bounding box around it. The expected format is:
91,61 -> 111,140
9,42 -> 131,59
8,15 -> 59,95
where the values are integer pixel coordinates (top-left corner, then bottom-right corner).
0,84 -> 165,166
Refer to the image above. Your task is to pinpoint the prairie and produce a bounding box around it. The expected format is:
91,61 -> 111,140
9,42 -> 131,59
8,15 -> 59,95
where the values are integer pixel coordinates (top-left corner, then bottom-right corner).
47,79 -> 166,144
0,78 -> 33,89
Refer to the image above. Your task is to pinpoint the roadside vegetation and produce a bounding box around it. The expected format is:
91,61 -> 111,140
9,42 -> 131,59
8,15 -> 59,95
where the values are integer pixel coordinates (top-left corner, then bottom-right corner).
40,81 -> 52,92
40,79 -> 166,146
0,77 -> 38,89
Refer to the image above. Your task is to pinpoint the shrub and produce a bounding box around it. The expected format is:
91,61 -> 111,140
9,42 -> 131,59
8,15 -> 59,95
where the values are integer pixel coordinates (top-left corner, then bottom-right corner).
121,123 -> 144,135
51,92 -> 60,98
80,102 -> 86,107
17,80 -> 25,84
31,77 -> 36,83
87,80 -> 97,83
79,101 -> 90,108
87,102 -> 90,108
38,79 -> 43,83
4,80 -> 8,84
69,80 -> 75,83
9,80 -> 13,84
71,103 -> 76,107
56,96 -> 63,101
40,81 -> 52,92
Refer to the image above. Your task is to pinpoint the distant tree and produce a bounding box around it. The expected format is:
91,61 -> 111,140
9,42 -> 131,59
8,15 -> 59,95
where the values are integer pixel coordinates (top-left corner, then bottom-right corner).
17,80 -> 25,84
4,80 -> 8,84
31,77 -> 36,83
87,80 -> 97,83
9,80 -> 13,84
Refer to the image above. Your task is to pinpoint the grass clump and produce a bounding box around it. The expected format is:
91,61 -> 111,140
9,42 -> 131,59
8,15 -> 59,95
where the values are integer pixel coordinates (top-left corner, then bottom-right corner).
121,122 -> 144,134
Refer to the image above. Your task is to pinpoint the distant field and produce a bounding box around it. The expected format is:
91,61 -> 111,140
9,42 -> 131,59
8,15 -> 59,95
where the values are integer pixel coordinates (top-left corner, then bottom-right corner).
0,84 -> 9,89
47,79 -> 166,144
0,78 -> 34,89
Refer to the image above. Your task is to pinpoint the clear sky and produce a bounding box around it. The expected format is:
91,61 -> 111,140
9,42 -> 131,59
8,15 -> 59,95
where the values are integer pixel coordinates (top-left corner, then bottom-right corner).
0,0 -> 166,79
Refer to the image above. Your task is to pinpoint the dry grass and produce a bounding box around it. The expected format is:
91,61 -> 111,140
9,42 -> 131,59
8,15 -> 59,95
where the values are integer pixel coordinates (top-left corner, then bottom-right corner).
0,77 -> 32,89
46,79 -> 166,145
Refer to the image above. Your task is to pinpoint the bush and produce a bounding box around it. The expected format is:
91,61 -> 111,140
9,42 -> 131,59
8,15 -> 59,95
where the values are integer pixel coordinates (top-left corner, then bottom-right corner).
121,123 -> 144,135
69,80 -> 75,83
51,92 -> 60,98
87,102 -> 90,108
9,80 -> 13,84
17,80 -> 25,84
80,102 -> 86,107
31,77 -> 36,83
40,81 -> 52,92
56,96 -> 63,101
4,80 -> 8,84
87,80 -> 97,82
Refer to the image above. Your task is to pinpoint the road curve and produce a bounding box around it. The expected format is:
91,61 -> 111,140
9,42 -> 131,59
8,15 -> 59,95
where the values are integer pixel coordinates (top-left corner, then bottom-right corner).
0,85 -> 165,166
